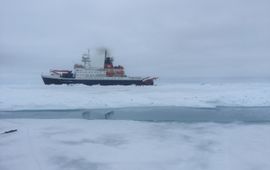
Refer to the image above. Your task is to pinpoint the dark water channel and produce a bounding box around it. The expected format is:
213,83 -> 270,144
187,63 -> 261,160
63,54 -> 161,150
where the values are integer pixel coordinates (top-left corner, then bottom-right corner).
1,106 -> 270,123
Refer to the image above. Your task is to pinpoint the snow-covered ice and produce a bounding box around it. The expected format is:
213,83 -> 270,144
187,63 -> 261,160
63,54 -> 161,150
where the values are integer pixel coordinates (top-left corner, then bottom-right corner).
1,83 -> 270,170
1,83 -> 270,110
1,119 -> 270,170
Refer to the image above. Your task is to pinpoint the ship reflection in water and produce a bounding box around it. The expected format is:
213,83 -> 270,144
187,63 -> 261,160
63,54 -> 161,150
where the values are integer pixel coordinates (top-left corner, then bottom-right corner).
1,106 -> 270,123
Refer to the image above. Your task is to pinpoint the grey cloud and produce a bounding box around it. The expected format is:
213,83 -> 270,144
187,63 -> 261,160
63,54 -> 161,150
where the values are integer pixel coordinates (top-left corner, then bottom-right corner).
1,0 -> 270,80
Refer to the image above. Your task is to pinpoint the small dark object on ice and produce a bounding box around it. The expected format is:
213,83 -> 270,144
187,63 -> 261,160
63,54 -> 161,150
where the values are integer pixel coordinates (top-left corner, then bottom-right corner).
2,129 -> 18,134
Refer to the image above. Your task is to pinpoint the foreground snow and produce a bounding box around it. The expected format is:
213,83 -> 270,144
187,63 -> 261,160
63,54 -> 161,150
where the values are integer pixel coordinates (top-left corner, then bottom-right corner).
0,119 -> 270,170
1,83 -> 270,110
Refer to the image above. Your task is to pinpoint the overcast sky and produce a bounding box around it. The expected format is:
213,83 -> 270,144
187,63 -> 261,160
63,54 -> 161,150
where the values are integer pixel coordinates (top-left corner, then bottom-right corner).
1,0 -> 270,82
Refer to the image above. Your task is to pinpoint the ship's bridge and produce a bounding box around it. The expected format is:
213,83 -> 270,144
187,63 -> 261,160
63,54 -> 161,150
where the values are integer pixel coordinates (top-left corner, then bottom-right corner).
75,68 -> 106,79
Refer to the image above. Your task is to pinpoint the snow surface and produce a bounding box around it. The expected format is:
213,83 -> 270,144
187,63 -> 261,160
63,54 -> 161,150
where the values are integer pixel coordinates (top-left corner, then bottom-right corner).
1,83 -> 270,110
1,119 -> 270,170
1,83 -> 270,170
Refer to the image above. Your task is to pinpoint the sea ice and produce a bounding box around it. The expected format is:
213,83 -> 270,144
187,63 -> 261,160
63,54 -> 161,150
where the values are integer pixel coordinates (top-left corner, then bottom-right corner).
0,119 -> 270,170
1,83 -> 270,110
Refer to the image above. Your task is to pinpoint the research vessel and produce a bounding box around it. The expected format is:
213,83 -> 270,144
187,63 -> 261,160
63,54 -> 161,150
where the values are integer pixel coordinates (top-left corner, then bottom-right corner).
41,49 -> 157,86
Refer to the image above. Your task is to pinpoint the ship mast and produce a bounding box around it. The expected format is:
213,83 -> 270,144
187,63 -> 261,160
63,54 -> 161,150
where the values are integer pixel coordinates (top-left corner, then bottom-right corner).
82,49 -> 91,69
